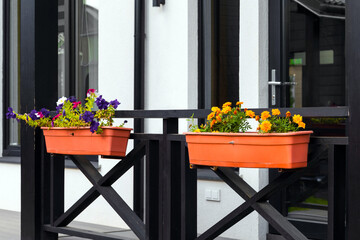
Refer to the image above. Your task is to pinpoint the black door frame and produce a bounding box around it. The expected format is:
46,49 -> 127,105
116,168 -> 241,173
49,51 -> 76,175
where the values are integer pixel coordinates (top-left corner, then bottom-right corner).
269,0 -> 360,239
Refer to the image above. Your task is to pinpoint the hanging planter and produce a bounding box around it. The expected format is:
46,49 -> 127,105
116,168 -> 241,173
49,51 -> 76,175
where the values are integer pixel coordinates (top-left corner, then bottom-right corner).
185,131 -> 313,169
6,89 -> 132,157
186,102 -> 313,169
42,126 -> 132,157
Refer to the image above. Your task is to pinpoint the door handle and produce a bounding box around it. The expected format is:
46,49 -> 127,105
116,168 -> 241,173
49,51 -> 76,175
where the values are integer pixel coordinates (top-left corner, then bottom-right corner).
268,70 -> 297,106
269,69 -> 279,105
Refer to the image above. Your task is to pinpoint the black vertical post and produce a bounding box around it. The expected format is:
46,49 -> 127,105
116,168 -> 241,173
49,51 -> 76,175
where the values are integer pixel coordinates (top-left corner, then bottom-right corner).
134,0 -> 145,220
328,145 -> 346,240
146,140 -> 160,240
346,1 -> 360,238
180,142 -> 197,240
20,0 -> 58,239
160,118 -> 178,239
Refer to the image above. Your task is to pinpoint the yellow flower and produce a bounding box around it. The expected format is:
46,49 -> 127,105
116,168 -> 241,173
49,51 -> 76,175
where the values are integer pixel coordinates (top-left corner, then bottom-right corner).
272,109 -> 281,116
222,102 -> 232,108
211,106 -> 220,113
246,110 -> 255,118
298,121 -> 306,129
293,114 -> 302,124
212,131 -> 219,133
261,111 -> 271,120
260,120 -> 272,133
207,112 -> 215,120
286,111 -> 291,118
236,101 -> 243,106
221,106 -> 231,114
194,129 -> 201,132
255,115 -> 260,121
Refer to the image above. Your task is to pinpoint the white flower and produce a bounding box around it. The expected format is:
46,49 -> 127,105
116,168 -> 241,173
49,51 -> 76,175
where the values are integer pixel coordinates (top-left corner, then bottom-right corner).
57,96 -> 67,106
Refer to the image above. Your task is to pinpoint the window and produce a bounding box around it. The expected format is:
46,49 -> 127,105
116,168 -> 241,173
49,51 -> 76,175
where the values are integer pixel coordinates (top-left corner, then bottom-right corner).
198,0 -> 240,179
2,0 -> 99,160
3,0 -> 20,156
199,0 -> 240,109
58,0 -> 99,99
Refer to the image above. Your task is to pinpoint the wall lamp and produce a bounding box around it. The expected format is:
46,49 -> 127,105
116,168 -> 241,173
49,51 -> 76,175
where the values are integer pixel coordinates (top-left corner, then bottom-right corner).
153,0 -> 165,7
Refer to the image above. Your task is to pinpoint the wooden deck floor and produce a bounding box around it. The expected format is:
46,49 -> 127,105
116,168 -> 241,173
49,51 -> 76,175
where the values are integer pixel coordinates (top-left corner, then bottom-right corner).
0,209 -> 138,240
0,209 -> 235,240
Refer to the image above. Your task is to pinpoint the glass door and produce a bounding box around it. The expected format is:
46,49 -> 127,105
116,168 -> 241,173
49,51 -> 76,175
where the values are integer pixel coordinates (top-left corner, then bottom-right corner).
269,1 -> 345,239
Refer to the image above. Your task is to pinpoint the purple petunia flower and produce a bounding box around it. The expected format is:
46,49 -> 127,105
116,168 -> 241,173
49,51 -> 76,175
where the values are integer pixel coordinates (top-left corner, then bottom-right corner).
6,107 -> 16,119
109,99 -> 120,109
29,110 -> 39,120
95,95 -> 109,110
56,104 -> 63,114
40,108 -> 50,118
90,121 -> 100,133
80,111 -> 94,123
68,96 -> 77,103
62,109 -> 66,117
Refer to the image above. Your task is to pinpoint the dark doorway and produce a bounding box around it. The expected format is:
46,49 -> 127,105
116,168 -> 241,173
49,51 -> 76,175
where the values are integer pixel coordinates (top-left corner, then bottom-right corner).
269,1 -> 346,239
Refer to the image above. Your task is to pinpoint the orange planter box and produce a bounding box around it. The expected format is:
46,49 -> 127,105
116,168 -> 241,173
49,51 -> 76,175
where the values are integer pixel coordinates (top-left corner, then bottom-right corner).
41,127 -> 132,157
185,131 -> 313,169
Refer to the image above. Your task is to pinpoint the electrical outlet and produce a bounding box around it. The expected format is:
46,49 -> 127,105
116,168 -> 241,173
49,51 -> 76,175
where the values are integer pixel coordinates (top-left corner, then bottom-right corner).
205,189 -> 221,202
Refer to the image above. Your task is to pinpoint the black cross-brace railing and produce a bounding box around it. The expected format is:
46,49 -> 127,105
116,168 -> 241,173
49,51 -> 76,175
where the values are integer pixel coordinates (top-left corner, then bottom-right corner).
195,145 -> 329,240
44,141 -> 148,240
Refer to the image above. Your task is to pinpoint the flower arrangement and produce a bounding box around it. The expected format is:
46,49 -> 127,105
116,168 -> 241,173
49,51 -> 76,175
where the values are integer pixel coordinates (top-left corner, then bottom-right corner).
6,89 -> 127,134
256,109 -> 305,133
189,101 -> 305,133
189,101 -> 252,133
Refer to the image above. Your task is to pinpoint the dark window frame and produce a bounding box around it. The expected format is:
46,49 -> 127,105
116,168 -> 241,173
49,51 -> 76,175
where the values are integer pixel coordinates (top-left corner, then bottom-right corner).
1,0 -> 98,163
198,0 -> 240,181
2,0 -> 20,157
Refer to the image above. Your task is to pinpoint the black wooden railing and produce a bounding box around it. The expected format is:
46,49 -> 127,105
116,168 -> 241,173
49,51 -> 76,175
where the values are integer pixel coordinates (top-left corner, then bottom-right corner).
22,107 -> 349,240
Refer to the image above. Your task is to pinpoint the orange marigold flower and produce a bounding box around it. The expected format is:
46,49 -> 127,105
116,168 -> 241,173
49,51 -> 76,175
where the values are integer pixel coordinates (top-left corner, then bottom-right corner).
194,129 -> 201,132
286,111 -> 291,118
272,109 -> 281,116
236,101 -> 243,106
260,120 -> 272,133
244,108 -> 248,112
216,115 -> 222,122
221,106 -> 231,114
255,115 -> 260,121
293,114 -> 302,124
246,110 -> 255,118
207,112 -> 215,120
298,121 -> 306,129
261,111 -> 271,120
210,119 -> 216,128
234,110 -> 238,115
222,102 -> 232,108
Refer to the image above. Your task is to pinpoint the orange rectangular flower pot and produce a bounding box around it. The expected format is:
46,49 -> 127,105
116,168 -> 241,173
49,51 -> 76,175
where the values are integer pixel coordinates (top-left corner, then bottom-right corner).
41,127 -> 132,157
185,131 -> 313,169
